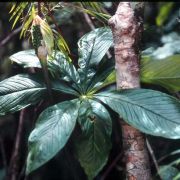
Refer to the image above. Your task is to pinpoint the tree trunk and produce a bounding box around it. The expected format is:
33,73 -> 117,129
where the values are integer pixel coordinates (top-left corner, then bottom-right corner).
108,2 -> 152,180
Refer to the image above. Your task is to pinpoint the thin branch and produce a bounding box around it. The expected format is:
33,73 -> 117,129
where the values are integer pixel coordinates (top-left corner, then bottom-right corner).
38,2 -> 43,18
44,3 -> 64,39
146,138 -> 161,179
101,152 -> 123,180
7,109 -> 26,180
83,12 -> 95,30
0,26 -> 22,48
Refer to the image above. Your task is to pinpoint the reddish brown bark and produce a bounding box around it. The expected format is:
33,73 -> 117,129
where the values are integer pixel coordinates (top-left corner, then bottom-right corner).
108,2 -> 152,180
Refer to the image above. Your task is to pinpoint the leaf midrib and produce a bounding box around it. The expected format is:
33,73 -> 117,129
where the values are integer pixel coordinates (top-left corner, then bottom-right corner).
95,94 -> 180,125
0,87 -> 45,96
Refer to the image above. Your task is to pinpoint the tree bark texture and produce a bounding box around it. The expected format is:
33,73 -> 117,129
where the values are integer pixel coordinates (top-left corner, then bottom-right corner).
108,2 -> 152,180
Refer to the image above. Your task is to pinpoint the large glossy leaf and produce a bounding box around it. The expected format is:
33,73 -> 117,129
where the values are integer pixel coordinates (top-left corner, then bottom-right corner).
26,100 -> 79,174
75,100 -> 112,180
0,74 -> 46,116
10,50 -> 82,92
141,55 -> 180,92
48,51 -> 81,88
86,57 -> 114,93
51,79 -> 80,96
10,50 -> 41,68
78,27 -> 113,86
78,27 -> 112,68
95,89 -> 180,139
0,74 -> 80,116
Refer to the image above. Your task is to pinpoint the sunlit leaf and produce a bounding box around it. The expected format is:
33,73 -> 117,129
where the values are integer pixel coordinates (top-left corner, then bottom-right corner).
26,100 -> 79,174
95,89 -> 180,139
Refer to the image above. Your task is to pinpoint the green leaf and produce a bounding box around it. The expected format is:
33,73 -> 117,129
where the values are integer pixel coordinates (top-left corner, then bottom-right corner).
51,79 -> 80,96
159,165 -> 179,180
75,100 -> 112,180
86,57 -> 114,93
48,51 -> 80,84
78,27 -> 113,69
0,74 -> 46,116
174,173 -> 180,180
20,5 -> 35,38
26,100 -> 79,174
10,2 -> 29,29
0,74 -> 79,116
78,27 -> 113,91
141,55 -> 180,92
99,55 -> 180,93
40,18 -> 54,55
156,2 -> 174,27
10,50 -> 41,68
95,89 -> 180,139
10,50 -> 81,91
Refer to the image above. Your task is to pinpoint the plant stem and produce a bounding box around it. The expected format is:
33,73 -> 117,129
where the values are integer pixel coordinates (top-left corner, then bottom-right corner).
0,26 -> 22,48
6,109 -> 26,180
83,12 -> 95,30
108,2 -> 152,179
146,139 -> 161,178
101,152 -> 123,180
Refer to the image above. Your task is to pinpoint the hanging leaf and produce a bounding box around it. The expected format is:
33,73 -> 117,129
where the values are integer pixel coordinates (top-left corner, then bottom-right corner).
75,100 -> 112,180
156,2 -> 174,27
26,100 -> 79,174
9,3 -> 28,28
95,89 -> 180,139
40,17 -> 54,55
20,4 -> 36,38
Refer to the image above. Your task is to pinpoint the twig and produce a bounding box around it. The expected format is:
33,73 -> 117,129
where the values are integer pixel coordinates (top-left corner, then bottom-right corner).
83,12 -> 95,30
44,3 -> 64,39
38,2 -> 43,18
146,139 -> 161,177
0,26 -> 22,48
0,136 -> 8,175
7,109 -> 26,180
101,152 -> 123,180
